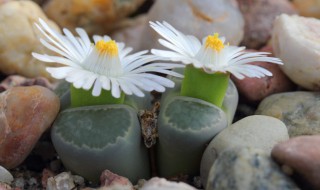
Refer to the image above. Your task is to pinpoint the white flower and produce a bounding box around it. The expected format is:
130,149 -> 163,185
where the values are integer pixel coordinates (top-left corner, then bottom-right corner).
150,21 -> 283,79
32,19 -> 183,98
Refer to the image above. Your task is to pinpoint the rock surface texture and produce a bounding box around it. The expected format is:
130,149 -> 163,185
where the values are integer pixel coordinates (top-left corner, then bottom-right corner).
201,115 -> 289,185
206,147 -> 299,190
0,86 -> 60,169
272,135 -> 320,190
256,91 -> 320,137
272,14 -> 320,90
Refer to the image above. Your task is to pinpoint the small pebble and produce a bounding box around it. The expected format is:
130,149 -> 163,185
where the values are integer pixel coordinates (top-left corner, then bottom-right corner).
272,135 -> 320,190
0,165 -> 13,184
99,170 -> 133,190
140,177 -> 197,190
47,172 -> 75,190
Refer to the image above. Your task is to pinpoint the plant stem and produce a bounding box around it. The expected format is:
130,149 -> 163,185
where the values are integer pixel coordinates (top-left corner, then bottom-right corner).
180,65 -> 229,107
70,85 -> 125,107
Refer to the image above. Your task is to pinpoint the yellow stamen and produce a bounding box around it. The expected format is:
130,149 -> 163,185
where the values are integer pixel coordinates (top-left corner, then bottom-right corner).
205,33 -> 224,52
95,40 -> 118,56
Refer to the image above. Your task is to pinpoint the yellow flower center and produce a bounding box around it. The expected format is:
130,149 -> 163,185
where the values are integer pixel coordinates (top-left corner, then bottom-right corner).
95,40 -> 118,56
205,33 -> 224,52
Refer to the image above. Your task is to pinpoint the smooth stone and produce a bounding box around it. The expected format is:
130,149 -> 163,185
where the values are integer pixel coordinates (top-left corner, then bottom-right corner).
293,0 -> 320,18
47,172 -> 75,190
237,0 -> 296,49
111,15 -> 147,51
256,91 -> 320,137
206,147 -> 299,190
0,86 -> 60,169
141,177 -> 196,190
201,115 -> 289,185
0,165 -> 13,184
231,46 -> 295,103
272,135 -> 320,189
272,14 -> 320,90
44,0 -> 146,35
141,0 -> 244,50
0,1 -> 60,80
99,170 -> 133,190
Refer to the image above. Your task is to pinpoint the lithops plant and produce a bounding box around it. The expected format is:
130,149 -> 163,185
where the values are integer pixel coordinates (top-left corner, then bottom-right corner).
32,18 -> 183,183
150,21 -> 283,177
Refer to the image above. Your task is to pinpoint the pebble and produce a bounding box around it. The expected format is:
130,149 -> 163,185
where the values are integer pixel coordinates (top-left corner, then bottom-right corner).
41,169 -> 54,189
140,177 -> 196,190
256,91 -> 320,137
46,172 -> 75,190
141,0 -> 244,50
237,0 -> 296,49
0,86 -> 60,169
292,0 -> 320,18
44,0 -> 146,35
206,147 -> 299,190
272,135 -> 320,190
111,15 -> 147,51
200,115 -> 289,185
0,1 -> 60,81
231,46 -> 295,103
0,165 -> 13,184
272,14 -> 320,90
99,170 -> 133,190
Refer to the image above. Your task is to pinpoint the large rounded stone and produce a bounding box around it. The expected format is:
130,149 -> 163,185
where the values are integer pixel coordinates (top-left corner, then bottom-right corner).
206,147 -> 299,190
0,1 -> 60,80
44,0 -> 146,35
272,135 -> 320,190
256,91 -> 320,137
237,0 -> 296,49
0,86 -> 60,169
200,115 -> 289,185
141,0 -> 244,50
272,14 -> 320,90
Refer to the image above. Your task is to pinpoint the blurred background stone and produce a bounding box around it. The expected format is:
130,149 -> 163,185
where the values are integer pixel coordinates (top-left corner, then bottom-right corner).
0,1 -> 60,81
237,0 -> 296,49
141,0 -> 244,50
43,0 -> 146,35
292,0 -> 320,18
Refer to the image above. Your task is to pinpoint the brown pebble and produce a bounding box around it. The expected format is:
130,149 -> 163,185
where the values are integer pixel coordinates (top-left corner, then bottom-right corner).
231,46 -> 295,103
0,86 -> 60,169
272,135 -> 320,189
